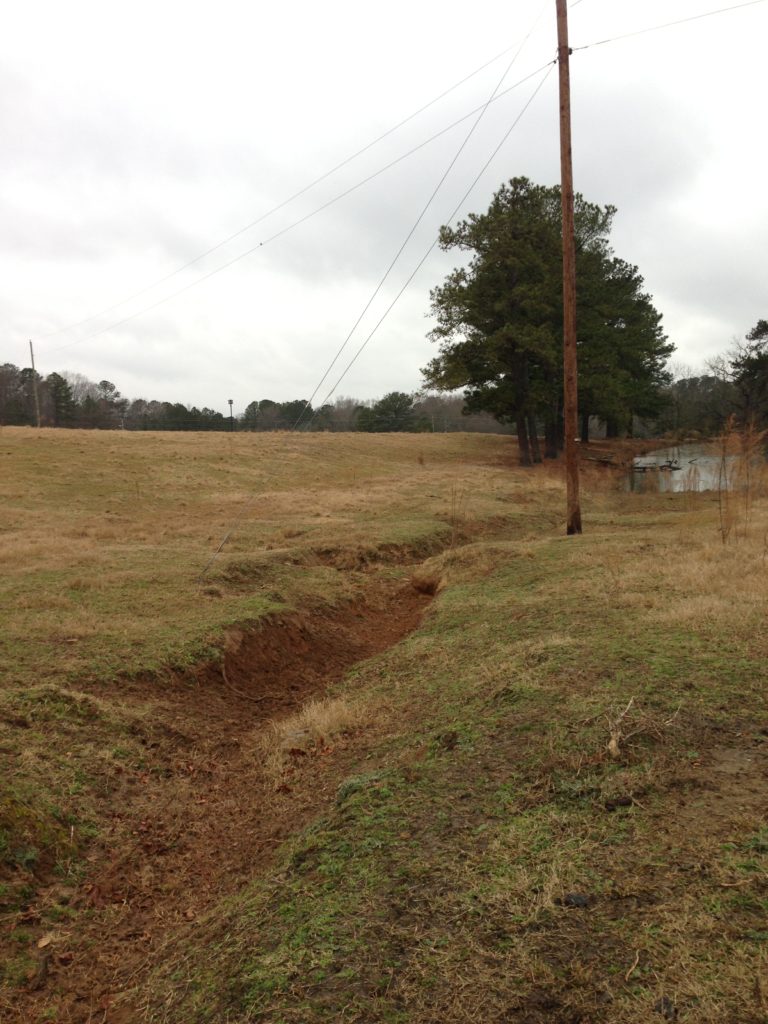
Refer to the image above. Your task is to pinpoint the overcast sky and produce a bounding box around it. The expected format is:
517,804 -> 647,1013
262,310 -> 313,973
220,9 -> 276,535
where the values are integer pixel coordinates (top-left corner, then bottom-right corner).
2,0 -> 766,412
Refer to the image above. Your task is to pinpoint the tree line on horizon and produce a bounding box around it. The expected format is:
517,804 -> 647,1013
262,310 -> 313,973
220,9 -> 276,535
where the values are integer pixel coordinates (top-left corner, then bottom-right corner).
2,343 -> 766,442
0,366 -> 516,434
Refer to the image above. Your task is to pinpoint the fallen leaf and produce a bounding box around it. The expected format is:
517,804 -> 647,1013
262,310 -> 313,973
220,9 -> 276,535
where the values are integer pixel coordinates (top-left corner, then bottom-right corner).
37,932 -> 56,949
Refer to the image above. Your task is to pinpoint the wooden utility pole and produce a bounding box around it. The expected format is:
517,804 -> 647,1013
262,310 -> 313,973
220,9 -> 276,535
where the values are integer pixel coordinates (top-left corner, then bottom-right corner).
556,0 -> 582,535
28,340 -> 42,429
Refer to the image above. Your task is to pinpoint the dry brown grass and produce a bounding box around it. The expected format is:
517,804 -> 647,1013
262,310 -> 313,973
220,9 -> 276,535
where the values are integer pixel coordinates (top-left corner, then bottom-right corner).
258,695 -> 372,783
715,420 -> 768,543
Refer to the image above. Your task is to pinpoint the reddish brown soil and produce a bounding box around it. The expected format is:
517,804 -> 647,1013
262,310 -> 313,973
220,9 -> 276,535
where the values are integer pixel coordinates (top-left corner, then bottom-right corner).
9,578 -> 431,1024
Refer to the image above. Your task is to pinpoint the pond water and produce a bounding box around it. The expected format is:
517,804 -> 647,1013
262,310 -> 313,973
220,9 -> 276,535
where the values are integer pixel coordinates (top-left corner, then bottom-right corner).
631,443 -> 727,493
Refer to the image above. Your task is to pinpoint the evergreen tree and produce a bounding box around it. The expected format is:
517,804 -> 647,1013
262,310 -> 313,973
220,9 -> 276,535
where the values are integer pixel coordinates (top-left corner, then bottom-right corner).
46,372 -> 76,426
358,392 -> 422,432
423,177 -> 673,462
730,319 -> 768,427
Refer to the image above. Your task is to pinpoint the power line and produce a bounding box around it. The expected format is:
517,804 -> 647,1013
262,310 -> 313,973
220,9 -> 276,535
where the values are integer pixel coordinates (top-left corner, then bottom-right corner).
305,65 -> 556,426
200,3 -> 551,573
43,61 -> 554,357
197,61 -> 555,581
30,0 -> 766,360
43,0 -> 759,358
291,3 -> 550,430
573,0 -> 765,51
32,36 -> 548,346
300,0 -> 766,429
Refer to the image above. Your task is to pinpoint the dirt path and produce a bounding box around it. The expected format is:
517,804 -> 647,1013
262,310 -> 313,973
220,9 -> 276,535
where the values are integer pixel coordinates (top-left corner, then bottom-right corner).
11,576 -> 431,1024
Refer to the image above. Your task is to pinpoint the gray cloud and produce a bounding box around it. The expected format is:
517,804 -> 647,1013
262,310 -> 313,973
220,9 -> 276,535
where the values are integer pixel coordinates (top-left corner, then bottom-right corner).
2,0 -> 766,411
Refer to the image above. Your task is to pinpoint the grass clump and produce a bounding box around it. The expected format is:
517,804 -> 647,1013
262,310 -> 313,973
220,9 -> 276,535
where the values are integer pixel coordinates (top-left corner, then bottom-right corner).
259,696 -> 370,784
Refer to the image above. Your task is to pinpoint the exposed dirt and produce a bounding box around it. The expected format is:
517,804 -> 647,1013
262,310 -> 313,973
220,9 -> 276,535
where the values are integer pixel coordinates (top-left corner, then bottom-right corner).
672,741 -> 768,830
115,580 -> 430,734
8,576 -> 432,1024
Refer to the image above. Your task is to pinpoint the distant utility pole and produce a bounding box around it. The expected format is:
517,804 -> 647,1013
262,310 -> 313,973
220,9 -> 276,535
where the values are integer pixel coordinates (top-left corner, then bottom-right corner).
28,340 -> 42,429
556,0 -> 582,535
228,398 -> 234,432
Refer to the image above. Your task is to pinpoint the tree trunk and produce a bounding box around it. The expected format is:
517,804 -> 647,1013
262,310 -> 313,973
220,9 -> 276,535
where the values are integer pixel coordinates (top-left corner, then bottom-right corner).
528,415 -> 542,463
580,411 -> 590,443
516,415 -> 532,466
605,417 -> 619,439
544,416 -> 559,459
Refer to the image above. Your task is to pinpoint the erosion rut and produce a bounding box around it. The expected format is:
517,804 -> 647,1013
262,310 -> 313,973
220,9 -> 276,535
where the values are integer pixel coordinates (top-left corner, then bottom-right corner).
13,577 -> 432,1024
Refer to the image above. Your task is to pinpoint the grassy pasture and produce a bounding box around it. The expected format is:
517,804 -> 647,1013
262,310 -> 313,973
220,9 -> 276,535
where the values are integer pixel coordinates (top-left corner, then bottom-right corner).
0,427 -> 555,688
1,426 -> 767,1022
1,426 -> 564,998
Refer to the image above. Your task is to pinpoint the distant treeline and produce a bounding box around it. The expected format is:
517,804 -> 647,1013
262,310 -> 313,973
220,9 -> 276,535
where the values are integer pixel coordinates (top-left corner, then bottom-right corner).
239,394 -> 514,434
2,317 -> 766,437
0,365 -> 513,434
655,319 -> 768,436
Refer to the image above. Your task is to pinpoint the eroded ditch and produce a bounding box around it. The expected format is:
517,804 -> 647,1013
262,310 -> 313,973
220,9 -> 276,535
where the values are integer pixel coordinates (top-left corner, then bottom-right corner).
10,567 -> 435,1024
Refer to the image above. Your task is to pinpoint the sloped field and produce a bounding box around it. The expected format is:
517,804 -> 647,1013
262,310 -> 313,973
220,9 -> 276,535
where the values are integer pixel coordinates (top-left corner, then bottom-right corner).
2,428 -> 766,1023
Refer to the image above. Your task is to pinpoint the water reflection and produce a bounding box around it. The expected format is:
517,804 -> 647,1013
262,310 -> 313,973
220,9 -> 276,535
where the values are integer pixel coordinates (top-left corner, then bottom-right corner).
631,443 -> 728,493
